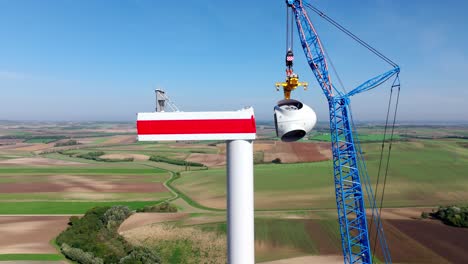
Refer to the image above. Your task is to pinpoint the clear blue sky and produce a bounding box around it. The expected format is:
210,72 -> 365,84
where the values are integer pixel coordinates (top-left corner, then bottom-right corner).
0,0 -> 467,122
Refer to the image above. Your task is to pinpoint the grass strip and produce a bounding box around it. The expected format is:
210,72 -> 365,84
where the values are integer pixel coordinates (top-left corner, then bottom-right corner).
0,201 -> 162,214
0,254 -> 64,261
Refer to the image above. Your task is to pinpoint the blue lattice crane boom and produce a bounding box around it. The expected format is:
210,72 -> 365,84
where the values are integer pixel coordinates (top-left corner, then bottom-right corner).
282,1 -> 400,263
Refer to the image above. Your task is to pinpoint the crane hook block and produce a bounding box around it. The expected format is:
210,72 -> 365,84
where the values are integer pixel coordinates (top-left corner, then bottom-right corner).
286,50 -> 294,68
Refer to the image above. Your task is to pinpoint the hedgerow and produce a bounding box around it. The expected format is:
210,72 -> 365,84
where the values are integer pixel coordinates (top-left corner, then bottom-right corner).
136,202 -> 178,213
428,205 -> 468,228
57,206 -> 161,263
149,155 -> 205,167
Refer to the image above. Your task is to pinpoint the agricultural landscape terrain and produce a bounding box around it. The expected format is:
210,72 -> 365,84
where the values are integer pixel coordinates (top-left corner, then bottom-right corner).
0,120 -> 467,263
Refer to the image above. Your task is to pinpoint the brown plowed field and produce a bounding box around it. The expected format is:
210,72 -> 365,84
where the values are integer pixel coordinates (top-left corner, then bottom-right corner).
370,220 -> 449,263
388,219 -> 468,264
300,215 -> 462,264
0,139 -> 23,147
0,175 -> 167,193
301,217 -> 463,264
104,135 -> 136,145
76,137 -> 103,144
11,143 -> 55,152
186,153 -> 225,167
0,216 -> 69,254
209,140 -> 332,164
263,141 -> 331,163
254,141 -> 275,152
0,157 -> 84,166
369,207 -> 429,220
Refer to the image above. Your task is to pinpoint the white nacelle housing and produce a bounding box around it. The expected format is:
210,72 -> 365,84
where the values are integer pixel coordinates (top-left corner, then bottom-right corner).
274,99 -> 317,142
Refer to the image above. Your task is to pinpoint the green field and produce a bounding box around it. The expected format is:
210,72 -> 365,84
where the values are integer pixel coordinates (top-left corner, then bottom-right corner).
198,218 -> 341,262
92,137 -> 109,144
0,160 -> 172,213
0,192 -> 171,202
309,132 -> 402,142
0,201 -> 164,214
23,138 -> 60,143
0,254 -> 64,261
175,162 -> 336,209
255,218 -> 319,256
175,139 -> 468,210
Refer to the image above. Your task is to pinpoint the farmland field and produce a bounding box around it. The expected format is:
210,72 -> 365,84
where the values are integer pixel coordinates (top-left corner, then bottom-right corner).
0,121 -> 467,263
23,138 -> 62,144
0,216 -> 69,255
134,213 -> 465,263
174,138 -> 468,210
0,254 -> 64,261
308,132 -> 402,142
0,163 -> 172,214
0,201 -> 167,215
175,162 -> 336,209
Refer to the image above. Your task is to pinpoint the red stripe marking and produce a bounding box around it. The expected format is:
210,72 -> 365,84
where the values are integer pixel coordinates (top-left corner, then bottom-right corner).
137,117 -> 256,135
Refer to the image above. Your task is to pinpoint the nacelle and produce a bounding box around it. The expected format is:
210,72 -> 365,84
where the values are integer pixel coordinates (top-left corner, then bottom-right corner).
273,99 -> 317,142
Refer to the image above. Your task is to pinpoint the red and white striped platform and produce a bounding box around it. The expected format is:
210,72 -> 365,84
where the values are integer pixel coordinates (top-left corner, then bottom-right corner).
137,107 -> 256,141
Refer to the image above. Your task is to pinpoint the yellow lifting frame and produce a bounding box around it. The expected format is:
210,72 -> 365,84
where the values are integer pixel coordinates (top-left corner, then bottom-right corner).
275,75 -> 308,100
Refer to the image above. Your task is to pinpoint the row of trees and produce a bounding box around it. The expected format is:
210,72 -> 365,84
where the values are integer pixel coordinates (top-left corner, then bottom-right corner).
54,139 -> 80,147
149,155 -> 205,167
136,202 -> 178,213
422,205 -> 468,228
77,151 -> 106,160
77,151 -> 134,162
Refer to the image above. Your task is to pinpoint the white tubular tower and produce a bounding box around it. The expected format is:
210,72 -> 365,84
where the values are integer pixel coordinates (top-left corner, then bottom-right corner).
137,107 -> 256,264
227,139 -> 254,264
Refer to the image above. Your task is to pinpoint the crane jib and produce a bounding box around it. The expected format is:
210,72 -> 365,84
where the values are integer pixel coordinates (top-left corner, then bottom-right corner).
287,1 -> 398,263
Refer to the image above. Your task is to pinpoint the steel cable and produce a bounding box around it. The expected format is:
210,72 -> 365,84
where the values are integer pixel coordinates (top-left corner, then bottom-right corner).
372,75 -> 400,263
304,3 -> 398,68
368,77 -> 395,236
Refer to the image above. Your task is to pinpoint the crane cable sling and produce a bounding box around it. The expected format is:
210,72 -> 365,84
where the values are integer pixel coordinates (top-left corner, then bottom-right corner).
286,5 -> 289,52
286,6 -> 294,53
304,3 -> 398,68
290,8 -> 294,50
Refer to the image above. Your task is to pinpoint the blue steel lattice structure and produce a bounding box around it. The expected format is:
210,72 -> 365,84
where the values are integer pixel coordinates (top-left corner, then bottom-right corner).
286,0 -> 400,263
